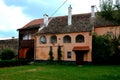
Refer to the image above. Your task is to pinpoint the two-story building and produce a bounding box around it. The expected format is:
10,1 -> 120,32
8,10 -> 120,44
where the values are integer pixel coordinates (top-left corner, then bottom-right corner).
17,19 -> 43,60
17,5 -> 120,65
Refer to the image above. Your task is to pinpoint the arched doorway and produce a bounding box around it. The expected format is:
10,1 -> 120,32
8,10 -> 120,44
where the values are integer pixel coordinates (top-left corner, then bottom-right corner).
26,48 -> 34,61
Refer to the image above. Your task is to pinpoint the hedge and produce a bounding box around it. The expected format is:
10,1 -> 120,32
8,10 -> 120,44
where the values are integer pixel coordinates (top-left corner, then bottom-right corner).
0,59 -> 29,67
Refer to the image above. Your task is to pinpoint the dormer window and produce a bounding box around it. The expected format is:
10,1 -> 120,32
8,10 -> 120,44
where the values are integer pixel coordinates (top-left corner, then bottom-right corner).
40,36 -> 46,44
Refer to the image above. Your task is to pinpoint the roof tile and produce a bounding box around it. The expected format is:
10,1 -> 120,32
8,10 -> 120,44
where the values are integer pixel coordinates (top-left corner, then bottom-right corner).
19,13 -> 117,34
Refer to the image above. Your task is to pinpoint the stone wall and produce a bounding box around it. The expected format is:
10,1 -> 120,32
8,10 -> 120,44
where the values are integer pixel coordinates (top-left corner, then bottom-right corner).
0,39 -> 18,55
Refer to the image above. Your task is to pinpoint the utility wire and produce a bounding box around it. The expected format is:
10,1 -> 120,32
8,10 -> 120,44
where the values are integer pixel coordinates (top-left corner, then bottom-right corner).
50,0 -> 67,17
39,0 -> 67,31
49,0 -> 67,22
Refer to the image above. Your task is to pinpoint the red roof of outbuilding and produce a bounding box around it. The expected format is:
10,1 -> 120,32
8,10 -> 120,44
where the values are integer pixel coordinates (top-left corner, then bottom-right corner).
19,18 -> 44,30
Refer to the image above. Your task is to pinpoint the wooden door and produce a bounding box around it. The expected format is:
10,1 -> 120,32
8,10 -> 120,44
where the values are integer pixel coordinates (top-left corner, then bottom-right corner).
76,51 -> 84,65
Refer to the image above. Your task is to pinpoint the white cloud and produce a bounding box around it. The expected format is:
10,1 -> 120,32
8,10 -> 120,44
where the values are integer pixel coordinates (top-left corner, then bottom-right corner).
66,0 -> 100,14
0,0 -> 32,36
0,0 -> 100,39
44,0 -> 100,16
22,0 -> 100,17
27,0 -> 49,6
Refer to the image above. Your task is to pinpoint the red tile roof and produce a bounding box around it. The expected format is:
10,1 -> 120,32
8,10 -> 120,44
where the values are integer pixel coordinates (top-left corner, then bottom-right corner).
19,18 -> 44,30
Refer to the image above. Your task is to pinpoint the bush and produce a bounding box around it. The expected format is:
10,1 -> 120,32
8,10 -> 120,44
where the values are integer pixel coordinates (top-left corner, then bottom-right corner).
92,34 -> 115,64
0,49 -> 15,60
110,35 -> 120,64
0,59 -> 29,67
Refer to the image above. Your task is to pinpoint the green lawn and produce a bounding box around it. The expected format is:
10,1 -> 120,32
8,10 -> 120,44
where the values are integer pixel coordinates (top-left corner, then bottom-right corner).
0,64 -> 120,80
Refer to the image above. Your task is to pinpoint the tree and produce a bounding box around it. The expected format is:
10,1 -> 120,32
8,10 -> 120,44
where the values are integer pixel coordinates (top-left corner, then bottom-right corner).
98,1 -> 120,64
57,45 -> 62,62
48,46 -> 54,61
0,48 -> 15,60
92,34 -> 115,64
98,0 -> 120,24
111,34 -> 120,64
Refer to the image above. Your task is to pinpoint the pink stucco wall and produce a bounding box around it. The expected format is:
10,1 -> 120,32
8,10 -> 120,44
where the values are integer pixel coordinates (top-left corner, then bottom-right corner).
35,32 -> 92,62
34,26 -> 120,63
95,26 -> 120,36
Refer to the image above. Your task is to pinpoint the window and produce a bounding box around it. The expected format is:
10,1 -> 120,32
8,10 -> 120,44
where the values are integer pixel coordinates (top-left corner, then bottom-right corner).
107,31 -> 113,36
28,34 -> 31,39
67,51 -> 72,58
50,35 -> 57,43
63,35 -> 71,43
23,34 -> 31,40
76,35 -> 84,43
23,34 -> 28,40
40,36 -> 46,44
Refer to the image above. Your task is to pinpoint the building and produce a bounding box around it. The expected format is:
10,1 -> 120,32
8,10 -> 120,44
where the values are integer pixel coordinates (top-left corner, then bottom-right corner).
17,6 -> 120,65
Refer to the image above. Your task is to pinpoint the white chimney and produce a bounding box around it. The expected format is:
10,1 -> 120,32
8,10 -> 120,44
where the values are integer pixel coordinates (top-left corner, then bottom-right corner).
91,5 -> 95,17
68,5 -> 72,26
43,14 -> 48,27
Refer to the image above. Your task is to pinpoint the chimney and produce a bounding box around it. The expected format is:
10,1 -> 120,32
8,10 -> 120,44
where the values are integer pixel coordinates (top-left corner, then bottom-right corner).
43,14 -> 48,26
68,5 -> 72,26
91,5 -> 95,17
90,5 -> 95,33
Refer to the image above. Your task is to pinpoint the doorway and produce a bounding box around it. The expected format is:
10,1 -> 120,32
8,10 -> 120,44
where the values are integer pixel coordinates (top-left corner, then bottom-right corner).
26,48 -> 34,61
75,51 -> 84,65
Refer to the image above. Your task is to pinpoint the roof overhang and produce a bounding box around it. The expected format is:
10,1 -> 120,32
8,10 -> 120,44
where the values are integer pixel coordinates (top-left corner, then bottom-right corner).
73,46 -> 89,51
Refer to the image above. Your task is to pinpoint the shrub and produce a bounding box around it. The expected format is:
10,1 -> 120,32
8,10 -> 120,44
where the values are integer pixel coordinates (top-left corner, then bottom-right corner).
48,46 -> 54,61
110,34 -> 120,64
0,48 -> 15,60
0,59 -> 29,67
57,45 -> 62,62
92,34 -> 115,64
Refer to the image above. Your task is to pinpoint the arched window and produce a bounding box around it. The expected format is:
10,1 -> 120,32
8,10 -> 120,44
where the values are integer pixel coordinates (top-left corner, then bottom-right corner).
50,35 -> 57,43
63,35 -> 71,43
40,36 -> 46,44
76,35 -> 84,43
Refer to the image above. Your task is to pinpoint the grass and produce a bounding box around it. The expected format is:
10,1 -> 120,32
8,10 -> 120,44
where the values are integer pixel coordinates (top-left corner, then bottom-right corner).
0,64 -> 120,80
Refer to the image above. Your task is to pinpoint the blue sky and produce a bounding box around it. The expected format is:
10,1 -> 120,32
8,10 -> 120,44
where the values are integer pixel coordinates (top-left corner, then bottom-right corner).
0,0 -> 100,40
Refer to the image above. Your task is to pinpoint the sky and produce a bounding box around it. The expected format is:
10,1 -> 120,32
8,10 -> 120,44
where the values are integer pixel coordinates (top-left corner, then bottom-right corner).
0,0 -> 100,40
